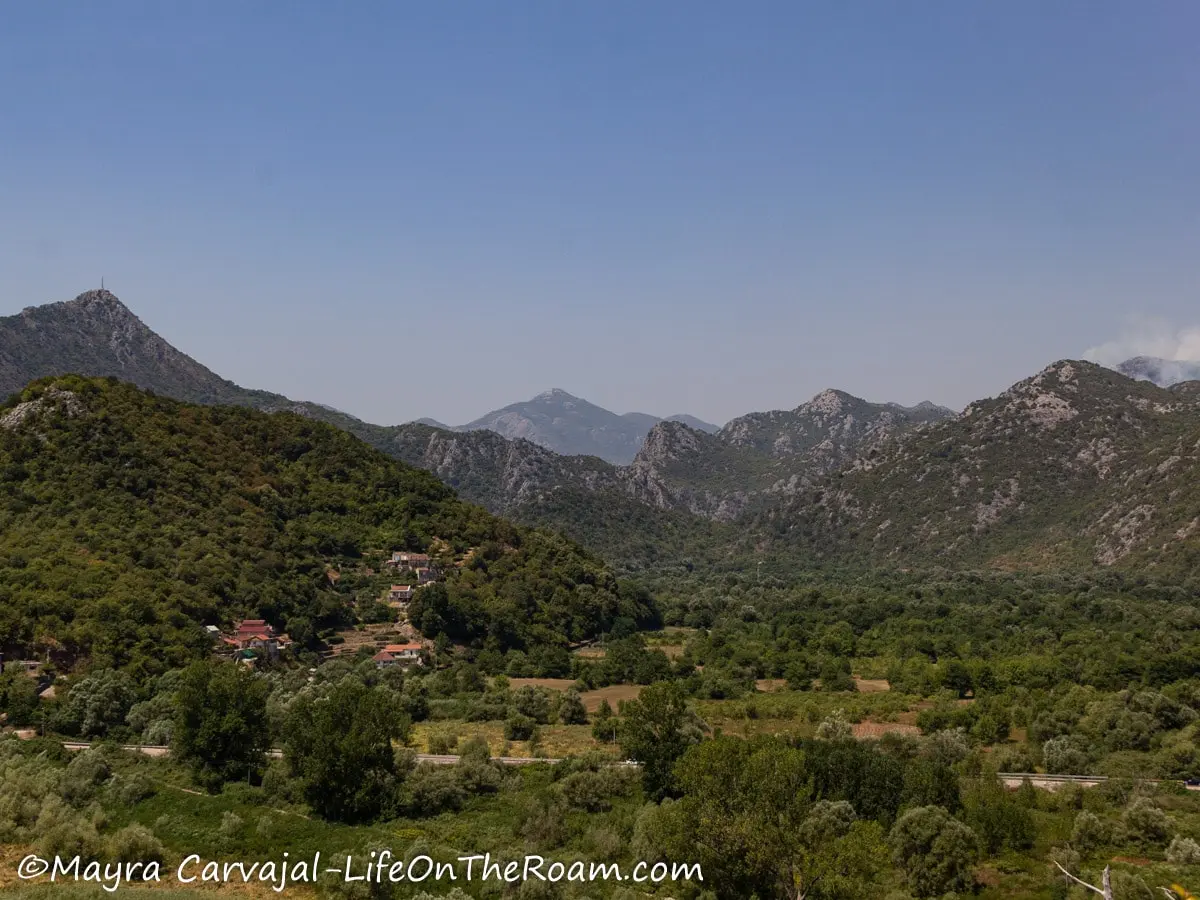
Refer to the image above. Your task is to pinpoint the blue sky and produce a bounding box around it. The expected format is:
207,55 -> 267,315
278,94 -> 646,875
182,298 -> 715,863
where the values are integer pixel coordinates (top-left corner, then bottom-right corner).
2,1 -> 1198,425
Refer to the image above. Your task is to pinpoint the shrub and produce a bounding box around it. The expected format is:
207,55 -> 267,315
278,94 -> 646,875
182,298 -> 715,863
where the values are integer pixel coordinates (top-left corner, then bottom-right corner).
405,765 -> 467,815
1166,835 -> 1200,865
427,731 -> 458,755
107,824 -> 164,865
558,689 -> 588,725
1070,811 -> 1109,854
62,749 -> 112,804
504,713 -> 537,741
1043,737 -> 1089,775
1120,797 -> 1171,847
512,686 -> 552,724
816,709 -> 854,742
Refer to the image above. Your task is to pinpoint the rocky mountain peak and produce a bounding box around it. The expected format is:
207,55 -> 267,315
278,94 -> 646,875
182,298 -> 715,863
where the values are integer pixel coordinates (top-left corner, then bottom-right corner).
632,420 -> 707,467
804,388 -> 852,416
532,388 -> 579,404
70,288 -> 127,308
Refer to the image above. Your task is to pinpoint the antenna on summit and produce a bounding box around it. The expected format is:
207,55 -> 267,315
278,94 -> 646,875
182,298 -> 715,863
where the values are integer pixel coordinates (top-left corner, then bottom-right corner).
101,277 -> 105,291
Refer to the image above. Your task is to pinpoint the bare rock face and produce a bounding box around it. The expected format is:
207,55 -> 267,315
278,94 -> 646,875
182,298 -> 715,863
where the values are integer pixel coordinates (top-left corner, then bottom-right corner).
759,359 -> 1200,572
0,386 -> 84,432
1,290 -> 247,404
720,388 -> 953,464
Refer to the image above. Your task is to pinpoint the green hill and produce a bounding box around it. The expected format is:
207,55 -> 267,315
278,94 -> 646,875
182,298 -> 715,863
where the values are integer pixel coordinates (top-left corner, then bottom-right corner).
0,376 -> 654,680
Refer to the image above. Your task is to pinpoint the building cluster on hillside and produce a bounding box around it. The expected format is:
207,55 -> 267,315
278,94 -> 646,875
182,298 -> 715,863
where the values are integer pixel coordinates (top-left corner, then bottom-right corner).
382,549 -> 444,614
215,619 -> 291,663
385,551 -> 442,584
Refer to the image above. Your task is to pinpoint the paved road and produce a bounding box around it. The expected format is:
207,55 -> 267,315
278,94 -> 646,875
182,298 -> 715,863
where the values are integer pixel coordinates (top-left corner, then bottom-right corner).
998,772 -> 1200,792
49,737 -> 560,766
22,739 -> 1190,786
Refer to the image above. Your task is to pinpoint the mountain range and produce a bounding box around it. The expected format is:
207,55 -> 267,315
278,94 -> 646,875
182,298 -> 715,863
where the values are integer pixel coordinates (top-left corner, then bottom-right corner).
449,389 -> 718,464
4,289 -> 1200,576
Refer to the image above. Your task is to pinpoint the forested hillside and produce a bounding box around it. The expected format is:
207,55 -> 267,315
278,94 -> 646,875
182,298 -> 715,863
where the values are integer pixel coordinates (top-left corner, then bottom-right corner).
0,377 -> 653,679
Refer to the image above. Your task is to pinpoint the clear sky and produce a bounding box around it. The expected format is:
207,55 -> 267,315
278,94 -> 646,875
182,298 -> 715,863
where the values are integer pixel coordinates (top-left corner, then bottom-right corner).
2,2 -> 1197,426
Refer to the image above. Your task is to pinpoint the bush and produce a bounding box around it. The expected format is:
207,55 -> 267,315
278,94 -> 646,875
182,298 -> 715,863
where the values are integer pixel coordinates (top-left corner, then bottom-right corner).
108,772 -> 157,806
36,818 -> 103,862
512,686 -> 552,724
504,713 -> 537,742
261,760 -> 302,805
559,689 -> 588,725
427,731 -> 458,755
405,765 -> 467,815
1120,797 -> 1171,847
1070,811 -> 1109,854
107,824 -> 164,865
1166,835 -> 1200,865
816,709 -> 854,742
61,749 -> 112,804
218,811 -> 245,850
558,770 -> 624,812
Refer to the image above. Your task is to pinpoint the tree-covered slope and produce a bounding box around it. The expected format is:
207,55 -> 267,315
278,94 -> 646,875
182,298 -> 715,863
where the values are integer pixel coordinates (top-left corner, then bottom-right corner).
0,377 -> 653,679
760,361 -> 1200,573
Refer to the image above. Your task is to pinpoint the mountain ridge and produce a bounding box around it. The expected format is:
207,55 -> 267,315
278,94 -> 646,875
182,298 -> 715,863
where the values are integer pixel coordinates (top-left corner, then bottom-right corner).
452,388 -> 719,463
757,359 -> 1200,574
9,291 -> 1199,577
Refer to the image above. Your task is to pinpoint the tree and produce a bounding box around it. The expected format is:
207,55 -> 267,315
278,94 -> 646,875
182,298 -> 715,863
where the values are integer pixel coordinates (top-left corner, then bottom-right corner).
0,665 -> 40,726
1043,736 -> 1090,775
558,688 -> 588,725
58,669 -> 137,738
592,699 -> 618,743
173,660 -> 270,791
900,757 -> 962,813
650,735 -> 811,898
284,679 -> 410,823
618,682 -> 702,801
889,805 -> 979,898
646,737 -> 885,900
1121,796 -> 1171,847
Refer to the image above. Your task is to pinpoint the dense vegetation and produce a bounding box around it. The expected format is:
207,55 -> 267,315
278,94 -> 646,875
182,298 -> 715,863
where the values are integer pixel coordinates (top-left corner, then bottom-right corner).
3,643 -> 1200,899
0,377 -> 651,678
3,370 -> 1200,898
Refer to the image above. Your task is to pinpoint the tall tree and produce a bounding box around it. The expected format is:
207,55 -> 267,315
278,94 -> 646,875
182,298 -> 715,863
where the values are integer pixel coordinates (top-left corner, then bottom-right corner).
173,659 -> 270,791
617,681 -> 702,801
284,679 -> 410,823
889,805 -> 979,899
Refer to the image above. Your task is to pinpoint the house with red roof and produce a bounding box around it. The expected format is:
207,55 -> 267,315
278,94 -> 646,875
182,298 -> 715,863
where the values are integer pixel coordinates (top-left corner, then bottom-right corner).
222,619 -> 290,658
372,642 -> 425,668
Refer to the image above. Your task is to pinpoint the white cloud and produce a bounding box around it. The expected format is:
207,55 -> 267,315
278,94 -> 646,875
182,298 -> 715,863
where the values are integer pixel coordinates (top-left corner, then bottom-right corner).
1083,316 -> 1200,365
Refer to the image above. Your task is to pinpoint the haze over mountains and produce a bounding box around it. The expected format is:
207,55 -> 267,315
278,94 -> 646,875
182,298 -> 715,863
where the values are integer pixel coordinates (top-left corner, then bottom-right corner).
443,388 -> 719,464
4,289 -> 1200,575
1116,356 -> 1200,389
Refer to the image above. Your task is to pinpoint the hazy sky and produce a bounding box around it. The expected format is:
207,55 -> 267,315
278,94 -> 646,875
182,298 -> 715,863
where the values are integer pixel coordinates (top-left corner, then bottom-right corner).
2,2 -> 1198,426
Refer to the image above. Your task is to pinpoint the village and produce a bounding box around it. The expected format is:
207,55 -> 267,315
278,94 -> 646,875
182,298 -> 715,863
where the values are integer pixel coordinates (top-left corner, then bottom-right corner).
212,549 -> 445,670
